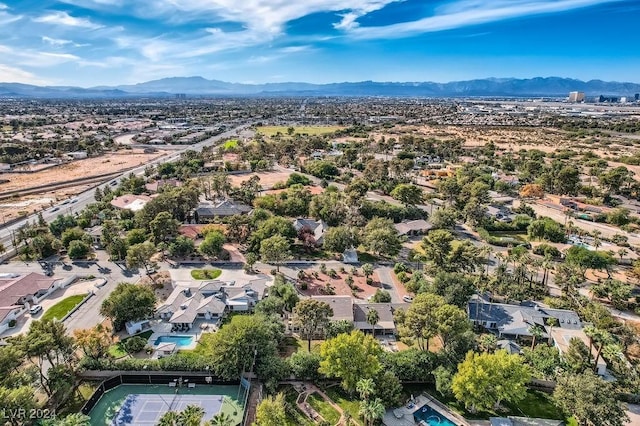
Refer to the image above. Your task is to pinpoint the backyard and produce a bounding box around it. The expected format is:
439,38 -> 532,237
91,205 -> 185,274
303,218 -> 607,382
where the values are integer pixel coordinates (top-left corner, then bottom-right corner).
403,385 -> 569,422
307,392 -> 341,424
108,330 -> 154,358
41,294 -> 86,321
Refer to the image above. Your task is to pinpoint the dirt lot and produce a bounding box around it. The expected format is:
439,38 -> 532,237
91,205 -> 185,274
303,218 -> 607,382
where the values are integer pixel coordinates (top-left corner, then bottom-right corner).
0,149 -> 166,221
296,266 -> 381,300
228,170 -> 293,189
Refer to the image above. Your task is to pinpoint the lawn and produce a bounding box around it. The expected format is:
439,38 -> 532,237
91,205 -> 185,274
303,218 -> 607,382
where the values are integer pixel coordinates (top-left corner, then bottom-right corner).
191,269 -> 222,280
280,386 -> 315,426
403,385 -> 567,422
256,125 -> 344,137
108,330 -> 154,358
222,139 -> 239,150
323,386 -> 364,426
307,392 -> 341,425
41,294 -> 86,321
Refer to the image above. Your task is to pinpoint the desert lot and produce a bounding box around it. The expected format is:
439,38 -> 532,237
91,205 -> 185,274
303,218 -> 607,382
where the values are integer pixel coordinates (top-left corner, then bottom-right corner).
0,149 -> 166,221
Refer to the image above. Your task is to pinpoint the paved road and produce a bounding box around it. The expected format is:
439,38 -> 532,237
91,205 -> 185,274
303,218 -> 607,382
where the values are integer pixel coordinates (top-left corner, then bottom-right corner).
0,124 -> 251,254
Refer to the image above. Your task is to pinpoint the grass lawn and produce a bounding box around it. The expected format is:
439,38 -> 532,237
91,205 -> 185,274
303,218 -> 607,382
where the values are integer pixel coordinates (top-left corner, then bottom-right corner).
222,139 -> 239,150
404,385 -> 566,422
108,330 -> 154,358
280,386 -> 315,426
323,386 -> 364,426
191,269 -> 222,280
307,392 -> 341,425
58,382 -> 100,415
256,125 -> 344,137
41,294 -> 86,321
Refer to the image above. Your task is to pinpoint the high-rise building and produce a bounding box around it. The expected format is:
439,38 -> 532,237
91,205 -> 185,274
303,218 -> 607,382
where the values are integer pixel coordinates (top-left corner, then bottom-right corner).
568,91 -> 585,102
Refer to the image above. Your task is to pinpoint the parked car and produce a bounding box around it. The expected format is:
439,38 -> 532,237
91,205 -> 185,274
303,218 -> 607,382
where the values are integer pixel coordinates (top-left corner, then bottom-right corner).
402,295 -> 414,303
30,305 -> 43,315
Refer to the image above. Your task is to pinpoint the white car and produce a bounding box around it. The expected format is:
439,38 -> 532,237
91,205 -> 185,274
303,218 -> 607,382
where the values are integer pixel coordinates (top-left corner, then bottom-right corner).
30,305 -> 43,315
402,295 -> 414,303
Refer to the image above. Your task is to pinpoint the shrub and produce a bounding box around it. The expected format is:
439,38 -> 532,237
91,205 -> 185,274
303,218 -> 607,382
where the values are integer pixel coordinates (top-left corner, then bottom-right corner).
533,243 -> 561,258
366,277 -> 374,286
299,281 -> 308,290
396,271 -> 408,283
393,262 -> 408,274
8,319 -> 16,328
123,336 -> 147,353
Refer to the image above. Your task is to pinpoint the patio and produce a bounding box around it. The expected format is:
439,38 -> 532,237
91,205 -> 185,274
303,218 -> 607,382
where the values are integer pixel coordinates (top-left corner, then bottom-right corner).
383,394 -> 469,426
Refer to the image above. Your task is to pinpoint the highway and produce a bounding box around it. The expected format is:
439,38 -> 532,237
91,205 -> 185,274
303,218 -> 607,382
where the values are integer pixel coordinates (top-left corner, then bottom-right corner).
0,124 -> 249,254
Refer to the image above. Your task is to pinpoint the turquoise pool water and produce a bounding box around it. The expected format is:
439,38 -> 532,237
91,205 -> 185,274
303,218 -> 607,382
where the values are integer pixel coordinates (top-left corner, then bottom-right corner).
413,404 -> 457,426
153,335 -> 194,347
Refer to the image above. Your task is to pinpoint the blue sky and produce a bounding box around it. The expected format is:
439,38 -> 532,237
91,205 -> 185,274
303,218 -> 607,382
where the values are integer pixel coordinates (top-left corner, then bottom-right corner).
0,0 -> 637,86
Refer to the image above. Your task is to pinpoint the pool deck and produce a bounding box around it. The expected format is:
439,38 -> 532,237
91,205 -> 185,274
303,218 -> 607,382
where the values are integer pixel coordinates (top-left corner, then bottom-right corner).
383,394 -> 470,426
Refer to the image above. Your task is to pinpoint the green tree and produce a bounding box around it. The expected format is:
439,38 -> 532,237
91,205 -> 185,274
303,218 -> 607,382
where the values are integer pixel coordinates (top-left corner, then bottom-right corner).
168,236 -> 195,257
390,183 -> 424,206
125,241 -> 157,273
0,387 -> 39,424
433,365 -> 454,397
61,227 -> 90,249
149,211 -> 180,244
356,378 -> 375,400
319,330 -> 383,393
359,398 -> 385,426
255,393 -> 287,426
430,206 -> 458,230
420,229 -> 454,269
73,324 -> 112,360
452,350 -> 530,412
374,371 -> 403,407
68,239 -> 91,259
554,372 -> 628,426
41,413 -> 91,426
199,230 -> 226,257
366,308 -> 379,336
259,234 -> 291,272
363,218 -> 402,257
209,412 -> 234,426
100,282 -> 156,331
371,289 -> 391,303
288,350 -> 322,381
207,314 -> 282,380
323,226 -> 359,253
293,299 -> 333,351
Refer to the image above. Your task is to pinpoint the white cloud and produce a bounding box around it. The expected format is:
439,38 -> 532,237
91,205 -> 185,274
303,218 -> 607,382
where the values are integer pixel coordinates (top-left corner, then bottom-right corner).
34,11 -> 103,29
0,64 -> 49,85
348,0 -> 623,38
0,3 -> 7,10
42,36 -> 73,46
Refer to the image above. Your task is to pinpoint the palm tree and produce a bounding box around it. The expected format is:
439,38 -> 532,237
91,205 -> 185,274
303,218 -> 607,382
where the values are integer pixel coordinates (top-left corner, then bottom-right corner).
356,378 -> 375,401
618,248 -> 628,263
207,412 -> 234,426
366,308 -> 379,337
157,411 -> 179,426
478,333 -> 497,353
178,405 -> 205,426
529,326 -> 544,350
359,398 -> 385,426
592,230 -> 602,251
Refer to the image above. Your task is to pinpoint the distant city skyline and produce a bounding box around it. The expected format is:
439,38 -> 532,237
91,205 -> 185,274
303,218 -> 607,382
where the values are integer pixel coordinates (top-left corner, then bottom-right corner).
0,0 -> 637,87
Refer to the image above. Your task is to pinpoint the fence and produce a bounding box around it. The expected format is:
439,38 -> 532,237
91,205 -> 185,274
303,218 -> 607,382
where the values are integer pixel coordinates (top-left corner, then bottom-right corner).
79,372 -> 239,415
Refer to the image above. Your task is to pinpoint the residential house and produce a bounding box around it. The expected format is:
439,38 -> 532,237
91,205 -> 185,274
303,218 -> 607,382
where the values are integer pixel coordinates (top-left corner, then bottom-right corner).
110,194 -> 152,212
194,199 -> 252,223
468,299 -> 607,375
145,179 -> 182,193
86,226 -> 103,248
353,303 -> 409,336
293,218 -> 328,245
291,297 -> 408,337
394,220 -> 432,237
0,273 -> 63,334
157,278 -> 269,330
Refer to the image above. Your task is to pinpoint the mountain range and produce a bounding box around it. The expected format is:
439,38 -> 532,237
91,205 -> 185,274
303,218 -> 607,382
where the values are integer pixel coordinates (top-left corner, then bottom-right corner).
1,76 -> 639,99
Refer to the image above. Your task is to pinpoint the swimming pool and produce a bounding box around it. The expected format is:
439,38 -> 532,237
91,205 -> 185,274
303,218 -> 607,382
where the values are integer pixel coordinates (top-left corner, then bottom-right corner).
153,335 -> 194,348
413,404 -> 457,426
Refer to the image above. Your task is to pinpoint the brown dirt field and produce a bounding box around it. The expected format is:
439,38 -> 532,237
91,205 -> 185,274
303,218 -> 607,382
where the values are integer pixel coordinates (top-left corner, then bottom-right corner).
0,149 -> 166,192
0,149 -> 166,221
297,267 -> 381,299
228,170 -> 293,188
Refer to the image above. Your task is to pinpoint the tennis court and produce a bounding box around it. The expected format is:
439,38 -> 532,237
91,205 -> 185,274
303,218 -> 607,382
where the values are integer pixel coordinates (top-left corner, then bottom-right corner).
88,384 -> 243,425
